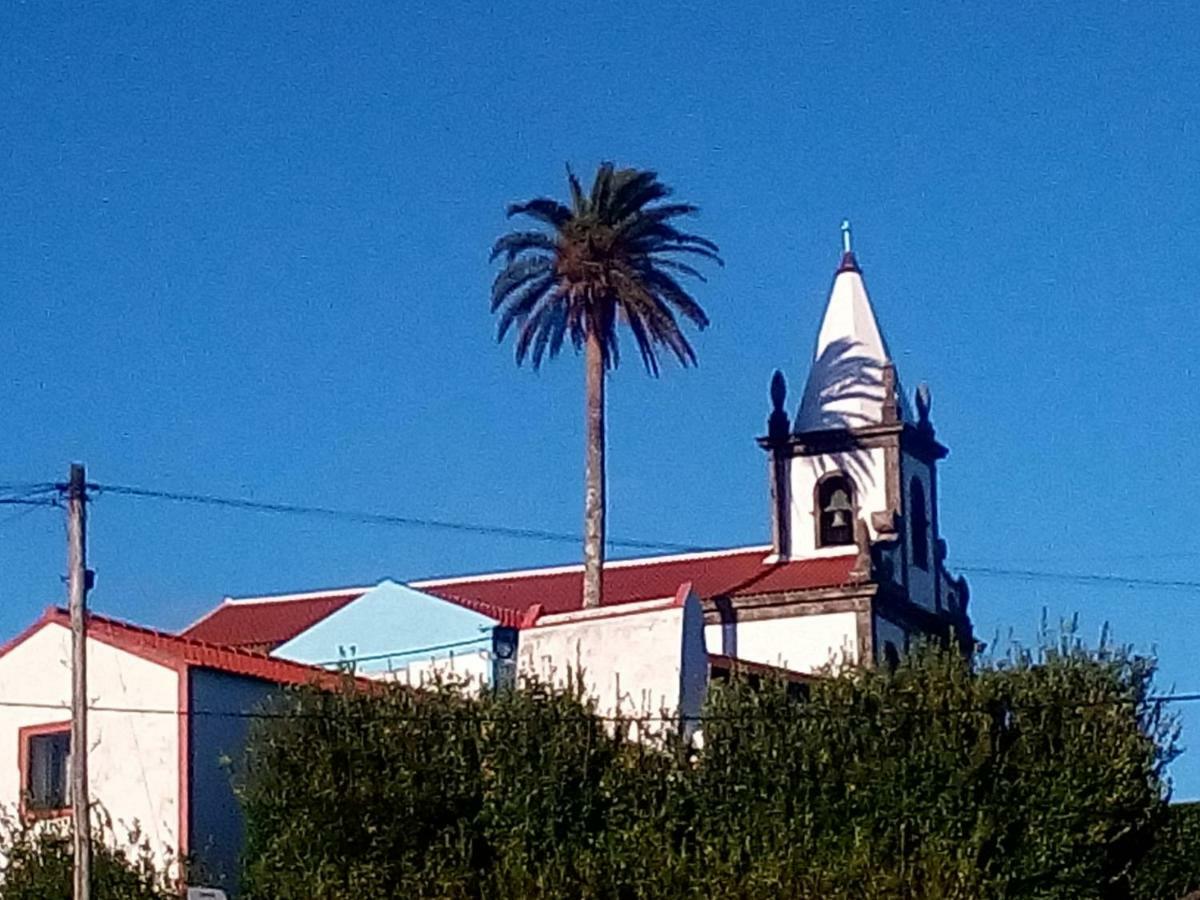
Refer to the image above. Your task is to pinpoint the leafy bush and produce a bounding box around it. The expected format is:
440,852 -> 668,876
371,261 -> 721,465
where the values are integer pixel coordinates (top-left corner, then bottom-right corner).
237,632 -> 1176,899
0,811 -> 176,900
1132,801 -> 1200,899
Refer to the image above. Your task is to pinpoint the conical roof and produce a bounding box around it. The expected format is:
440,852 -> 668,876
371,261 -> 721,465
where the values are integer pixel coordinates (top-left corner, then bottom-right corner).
794,234 -> 910,433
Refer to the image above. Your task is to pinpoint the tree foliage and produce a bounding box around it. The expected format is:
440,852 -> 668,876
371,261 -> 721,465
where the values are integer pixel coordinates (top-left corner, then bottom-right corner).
237,634 -> 1178,899
490,163 -> 721,373
0,812 -> 176,900
1132,801 -> 1200,899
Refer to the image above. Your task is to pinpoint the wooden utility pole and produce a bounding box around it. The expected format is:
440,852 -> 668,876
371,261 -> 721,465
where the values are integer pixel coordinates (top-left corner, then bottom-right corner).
66,463 -> 90,900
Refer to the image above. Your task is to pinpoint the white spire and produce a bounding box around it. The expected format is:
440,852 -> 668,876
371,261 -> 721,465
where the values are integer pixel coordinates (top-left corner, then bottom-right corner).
794,227 -> 910,432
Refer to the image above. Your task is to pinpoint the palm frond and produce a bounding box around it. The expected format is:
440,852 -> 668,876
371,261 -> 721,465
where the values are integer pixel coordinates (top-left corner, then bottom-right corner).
491,163 -> 718,374
506,198 -> 573,230
566,165 -> 587,215
495,275 -> 555,342
640,268 -> 711,329
609,170 -> 667,220
636,203 -> 701,224
627,221 -> 723,258
515,298 -> 566,367
651,257 -> 708,284
489,231 -> 557,264
530,302 -> 570,369
491,255 -> 553,306
621,305 -> 661,376
610,268 -> 697,370
589,163 -> 616,216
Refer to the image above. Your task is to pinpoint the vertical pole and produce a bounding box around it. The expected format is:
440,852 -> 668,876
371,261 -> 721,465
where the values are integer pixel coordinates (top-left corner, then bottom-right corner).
67,463 -> 90,900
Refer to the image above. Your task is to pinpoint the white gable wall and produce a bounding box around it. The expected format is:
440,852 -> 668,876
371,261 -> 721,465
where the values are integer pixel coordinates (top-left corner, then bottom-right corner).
518,593 -> 708,723
0,622 -> 180,868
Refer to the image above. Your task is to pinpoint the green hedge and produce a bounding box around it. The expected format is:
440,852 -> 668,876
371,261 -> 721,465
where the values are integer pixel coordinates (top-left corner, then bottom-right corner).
0,813 -> 176,900
237,635 -> 1178,899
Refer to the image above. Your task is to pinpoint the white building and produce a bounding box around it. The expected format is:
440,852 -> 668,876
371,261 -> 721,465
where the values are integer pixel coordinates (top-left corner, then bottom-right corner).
0,606 -> 350,890
182,229 -> 972,682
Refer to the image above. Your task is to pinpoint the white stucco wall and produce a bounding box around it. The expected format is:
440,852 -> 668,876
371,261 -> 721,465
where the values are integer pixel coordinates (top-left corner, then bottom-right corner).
705,610 -> 859,673
384,649 -> 493,688
517,595 -> 707,723
0,622 -> 180,867
901,450 -> 937,610
786,448 -> 888,555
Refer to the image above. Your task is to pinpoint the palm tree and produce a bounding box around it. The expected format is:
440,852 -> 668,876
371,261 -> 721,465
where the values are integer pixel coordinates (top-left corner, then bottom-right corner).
490,163 -> 721,608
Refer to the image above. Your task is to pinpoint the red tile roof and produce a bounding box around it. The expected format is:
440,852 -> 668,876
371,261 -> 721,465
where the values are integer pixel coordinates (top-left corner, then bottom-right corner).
180,589 -> 367,651
414,546 -> 861,619
171,547 -> 861,651
13,607 -> 357,689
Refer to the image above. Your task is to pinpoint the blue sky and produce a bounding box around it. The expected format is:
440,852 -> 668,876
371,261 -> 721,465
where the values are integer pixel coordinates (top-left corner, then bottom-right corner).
2,1 -> 1198,793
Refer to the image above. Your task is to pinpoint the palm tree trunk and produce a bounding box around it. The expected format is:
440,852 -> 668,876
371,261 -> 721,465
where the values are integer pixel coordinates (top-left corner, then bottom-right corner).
582,329 -> 606,609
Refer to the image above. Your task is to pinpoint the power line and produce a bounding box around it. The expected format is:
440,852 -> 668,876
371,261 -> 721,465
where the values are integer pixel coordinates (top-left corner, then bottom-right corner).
0,482 -> 59,494
0,503 -> 51,531
0,691 -> 1194,722
88,482 -> 701,553
87,481 -> 1200,592
0,475 -> 1191,594
314,634 -> 490,668
957,566 -> 1200,592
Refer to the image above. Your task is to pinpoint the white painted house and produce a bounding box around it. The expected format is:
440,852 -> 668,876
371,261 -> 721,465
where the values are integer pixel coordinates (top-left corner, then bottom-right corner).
0,606 -> 349,893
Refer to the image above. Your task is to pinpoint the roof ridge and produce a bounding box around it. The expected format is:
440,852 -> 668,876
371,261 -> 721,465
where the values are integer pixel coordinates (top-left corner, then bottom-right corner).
54,606 -> 278,659
222,585 -> 376,606
411,544 -> 773,589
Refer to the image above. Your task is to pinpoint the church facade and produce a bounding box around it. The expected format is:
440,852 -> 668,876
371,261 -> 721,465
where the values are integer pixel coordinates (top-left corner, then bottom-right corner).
747,227 -> 972,669
183,228 -> 973,678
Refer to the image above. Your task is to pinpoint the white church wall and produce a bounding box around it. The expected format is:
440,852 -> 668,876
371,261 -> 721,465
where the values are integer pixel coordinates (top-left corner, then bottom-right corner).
704,611 -> 858,673
901,451 -> 937,611
786,448 -> 889,555
517,592 -> 707,723
0,622 -> 180,871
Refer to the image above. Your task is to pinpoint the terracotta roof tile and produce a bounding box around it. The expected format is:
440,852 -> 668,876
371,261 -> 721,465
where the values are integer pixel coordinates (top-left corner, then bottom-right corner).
22,607 -> 358,688
180,590 -> 365,651
173,548 -> 862,652
414,547 -> 861,619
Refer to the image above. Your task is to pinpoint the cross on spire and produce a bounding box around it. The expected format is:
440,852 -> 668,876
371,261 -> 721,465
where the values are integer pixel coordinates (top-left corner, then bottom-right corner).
841,219 -> 852,254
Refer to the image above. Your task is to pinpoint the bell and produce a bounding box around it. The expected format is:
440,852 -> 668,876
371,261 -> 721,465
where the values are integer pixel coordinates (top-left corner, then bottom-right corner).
831,510 -> 848,528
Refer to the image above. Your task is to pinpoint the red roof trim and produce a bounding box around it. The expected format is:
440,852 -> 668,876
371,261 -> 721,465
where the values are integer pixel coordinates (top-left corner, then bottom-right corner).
8,607 -> 361,689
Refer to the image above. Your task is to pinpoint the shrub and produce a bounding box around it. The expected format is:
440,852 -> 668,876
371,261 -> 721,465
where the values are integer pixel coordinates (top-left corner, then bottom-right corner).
0,811 -> 176,900
237,631 -> 1175,899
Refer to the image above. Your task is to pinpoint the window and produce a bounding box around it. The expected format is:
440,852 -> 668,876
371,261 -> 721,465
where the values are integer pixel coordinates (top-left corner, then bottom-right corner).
21,724 -> 70,816
816,474 -> 855,547
910,477 -> 929,570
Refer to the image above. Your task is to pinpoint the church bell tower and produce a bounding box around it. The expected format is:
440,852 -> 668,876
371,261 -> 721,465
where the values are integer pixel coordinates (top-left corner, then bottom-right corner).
760,224 -> 970,650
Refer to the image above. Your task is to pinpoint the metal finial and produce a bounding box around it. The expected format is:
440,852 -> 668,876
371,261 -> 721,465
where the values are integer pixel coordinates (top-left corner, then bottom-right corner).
841,219 -> 852,254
